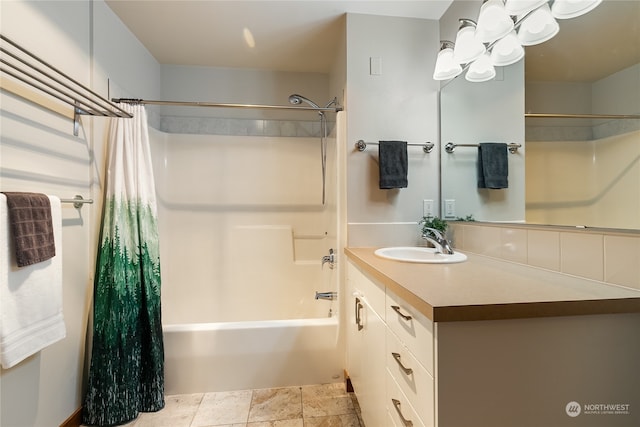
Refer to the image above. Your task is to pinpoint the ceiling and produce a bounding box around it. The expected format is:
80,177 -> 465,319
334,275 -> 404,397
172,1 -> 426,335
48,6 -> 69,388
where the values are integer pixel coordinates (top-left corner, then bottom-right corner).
105,0 -> 453,73
106,0 -> 639,82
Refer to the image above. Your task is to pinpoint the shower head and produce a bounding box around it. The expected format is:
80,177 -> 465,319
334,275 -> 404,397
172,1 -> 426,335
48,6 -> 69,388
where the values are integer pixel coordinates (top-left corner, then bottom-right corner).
288,94 -> 320,109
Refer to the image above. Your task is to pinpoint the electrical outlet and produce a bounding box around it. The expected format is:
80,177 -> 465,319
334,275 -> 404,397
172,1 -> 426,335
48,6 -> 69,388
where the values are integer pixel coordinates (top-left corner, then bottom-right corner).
423,199 -> 434,217
444,199 -> 456,218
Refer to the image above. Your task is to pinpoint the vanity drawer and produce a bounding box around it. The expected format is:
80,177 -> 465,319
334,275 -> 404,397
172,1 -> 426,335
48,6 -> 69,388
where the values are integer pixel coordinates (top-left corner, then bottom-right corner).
386,289 -> 434,374
348,261 -> 386,316
387,370 -> 427,427
387,329 -> 434,426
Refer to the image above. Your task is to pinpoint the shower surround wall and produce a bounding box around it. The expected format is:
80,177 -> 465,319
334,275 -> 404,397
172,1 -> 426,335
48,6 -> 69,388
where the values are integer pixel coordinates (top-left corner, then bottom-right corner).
151,128 -> 338,324
150,117 -> 343,391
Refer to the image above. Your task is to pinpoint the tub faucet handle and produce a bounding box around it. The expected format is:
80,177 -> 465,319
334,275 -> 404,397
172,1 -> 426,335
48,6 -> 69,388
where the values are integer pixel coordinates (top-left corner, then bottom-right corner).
322,248 -> 335,269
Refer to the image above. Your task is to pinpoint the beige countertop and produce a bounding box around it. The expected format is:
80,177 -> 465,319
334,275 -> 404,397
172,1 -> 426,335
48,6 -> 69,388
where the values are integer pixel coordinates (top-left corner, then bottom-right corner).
345,247 -> 640,322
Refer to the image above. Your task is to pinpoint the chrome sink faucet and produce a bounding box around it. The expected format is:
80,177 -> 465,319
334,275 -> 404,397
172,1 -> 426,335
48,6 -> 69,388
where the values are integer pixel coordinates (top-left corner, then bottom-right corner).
422,227 -> 454,255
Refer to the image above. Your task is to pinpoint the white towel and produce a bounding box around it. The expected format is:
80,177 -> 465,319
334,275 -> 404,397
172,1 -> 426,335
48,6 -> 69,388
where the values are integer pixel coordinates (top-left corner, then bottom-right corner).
0,194 -> 66,368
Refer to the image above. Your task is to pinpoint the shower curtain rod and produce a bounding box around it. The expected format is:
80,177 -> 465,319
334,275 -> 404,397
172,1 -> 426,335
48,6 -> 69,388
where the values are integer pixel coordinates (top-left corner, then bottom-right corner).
526,113 -> 640,119
112,98 -> 343,113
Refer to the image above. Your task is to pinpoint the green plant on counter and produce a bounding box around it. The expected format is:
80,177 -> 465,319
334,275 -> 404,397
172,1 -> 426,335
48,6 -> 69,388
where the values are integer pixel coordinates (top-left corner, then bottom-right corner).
419,215 -> 448,235
455,214 -> 475,222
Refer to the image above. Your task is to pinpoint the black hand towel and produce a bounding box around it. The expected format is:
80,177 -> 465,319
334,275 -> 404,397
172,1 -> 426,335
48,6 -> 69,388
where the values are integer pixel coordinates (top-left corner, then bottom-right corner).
477,142 -> 508,189
378,140 -> 408,189
2,192 -> 56,267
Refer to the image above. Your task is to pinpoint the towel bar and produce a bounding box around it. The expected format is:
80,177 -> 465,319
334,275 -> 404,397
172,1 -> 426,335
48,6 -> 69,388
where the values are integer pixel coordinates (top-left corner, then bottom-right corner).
445,142 -> 521,154
60,195 -> 93,209
355,140 -> 434,153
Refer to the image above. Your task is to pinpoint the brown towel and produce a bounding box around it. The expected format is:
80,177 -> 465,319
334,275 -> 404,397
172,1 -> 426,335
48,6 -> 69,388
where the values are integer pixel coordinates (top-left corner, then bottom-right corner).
2,192 -> 56,267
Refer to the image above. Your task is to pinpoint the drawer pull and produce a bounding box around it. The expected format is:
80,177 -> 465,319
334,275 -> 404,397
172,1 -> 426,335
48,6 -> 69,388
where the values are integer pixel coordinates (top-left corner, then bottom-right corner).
391,305 -> 412,321
355,297 -> 364,331
391,352 -> 413,375
392,398 -> 414,427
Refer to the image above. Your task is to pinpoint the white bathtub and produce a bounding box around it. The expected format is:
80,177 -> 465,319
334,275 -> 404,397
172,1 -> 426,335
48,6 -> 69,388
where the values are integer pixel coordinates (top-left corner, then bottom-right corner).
163,316 -> 343,394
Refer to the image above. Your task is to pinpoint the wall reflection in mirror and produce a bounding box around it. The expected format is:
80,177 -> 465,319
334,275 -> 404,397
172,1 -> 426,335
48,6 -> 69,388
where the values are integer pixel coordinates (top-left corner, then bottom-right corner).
441,0 -> 640,230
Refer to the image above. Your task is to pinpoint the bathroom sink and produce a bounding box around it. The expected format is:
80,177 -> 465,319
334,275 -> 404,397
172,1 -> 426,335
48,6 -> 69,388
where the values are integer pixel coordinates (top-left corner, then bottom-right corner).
374,246 -> 467,264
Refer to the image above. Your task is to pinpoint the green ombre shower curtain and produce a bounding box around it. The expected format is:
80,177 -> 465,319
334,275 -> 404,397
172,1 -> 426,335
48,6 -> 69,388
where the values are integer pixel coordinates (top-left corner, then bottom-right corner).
83,104 -> 164,426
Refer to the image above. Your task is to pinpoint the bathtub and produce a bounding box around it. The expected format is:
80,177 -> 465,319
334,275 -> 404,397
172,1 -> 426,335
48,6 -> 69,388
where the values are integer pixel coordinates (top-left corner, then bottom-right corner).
163,316 -> 343,394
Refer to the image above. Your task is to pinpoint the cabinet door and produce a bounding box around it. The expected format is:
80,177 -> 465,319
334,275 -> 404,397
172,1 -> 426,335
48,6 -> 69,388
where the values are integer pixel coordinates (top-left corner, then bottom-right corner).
346,261 -> 387,427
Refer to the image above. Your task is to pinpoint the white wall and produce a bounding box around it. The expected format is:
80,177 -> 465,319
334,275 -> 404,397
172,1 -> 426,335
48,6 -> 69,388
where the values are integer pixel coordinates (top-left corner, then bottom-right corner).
0,1 -> 160,425
345,13 -> 441,247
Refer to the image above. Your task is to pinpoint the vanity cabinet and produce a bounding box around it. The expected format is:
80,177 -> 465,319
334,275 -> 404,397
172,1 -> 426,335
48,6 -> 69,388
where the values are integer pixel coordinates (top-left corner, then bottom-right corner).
346,248 -> 640,427
347,260 -> 434,427
346,261 -> 387,426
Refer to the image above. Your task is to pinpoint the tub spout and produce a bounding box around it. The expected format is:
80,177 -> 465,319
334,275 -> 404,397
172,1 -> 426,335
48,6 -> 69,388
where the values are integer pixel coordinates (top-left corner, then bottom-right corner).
315,291 -> 337,301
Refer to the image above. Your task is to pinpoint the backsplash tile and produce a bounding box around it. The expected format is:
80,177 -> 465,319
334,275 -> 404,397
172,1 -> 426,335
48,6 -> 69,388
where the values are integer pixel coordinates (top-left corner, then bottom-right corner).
500,227 -> 527,264
560,232 -> 604,281
604,235 -> 640,290
450,222 -> 640,290
527,229 -> 560,272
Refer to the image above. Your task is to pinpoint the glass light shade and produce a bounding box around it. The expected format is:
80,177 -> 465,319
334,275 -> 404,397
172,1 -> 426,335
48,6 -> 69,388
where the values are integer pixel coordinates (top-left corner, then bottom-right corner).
466,53 -> 496,82
475,0 -> 515,43
490,30 -> 524,66
433,46 -> 463,80
551,0 -> 602,19
453,25 -> 486,64
504,0 -> 548,16
517,4 -> 559,46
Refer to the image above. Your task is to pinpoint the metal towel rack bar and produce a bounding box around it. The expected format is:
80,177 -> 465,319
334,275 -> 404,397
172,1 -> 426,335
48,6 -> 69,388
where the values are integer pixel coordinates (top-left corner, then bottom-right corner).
0,34 -> 132,136
445,142 -> 521,154
355,140 -> 434,153
60,195 -> 93,209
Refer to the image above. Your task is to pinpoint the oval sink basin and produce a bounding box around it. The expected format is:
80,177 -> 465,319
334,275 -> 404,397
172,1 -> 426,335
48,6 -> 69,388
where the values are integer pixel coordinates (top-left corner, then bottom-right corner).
374,246 -> 467,264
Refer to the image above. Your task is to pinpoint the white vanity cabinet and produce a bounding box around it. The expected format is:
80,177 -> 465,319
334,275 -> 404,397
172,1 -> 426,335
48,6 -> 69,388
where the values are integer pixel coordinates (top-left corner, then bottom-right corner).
386,289 -> 434,427
346,247 -> 640,427
346,261 -> 387,427
347,260 -> 434,427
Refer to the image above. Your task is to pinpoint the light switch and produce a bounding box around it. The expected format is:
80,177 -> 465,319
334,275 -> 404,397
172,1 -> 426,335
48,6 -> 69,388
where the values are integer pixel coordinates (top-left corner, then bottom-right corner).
370,56 -> 382,75
423,199 -> 434,217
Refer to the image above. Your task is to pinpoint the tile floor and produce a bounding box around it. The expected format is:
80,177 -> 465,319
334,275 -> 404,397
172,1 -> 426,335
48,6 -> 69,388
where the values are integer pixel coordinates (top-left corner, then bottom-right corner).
93,383 -> 364,427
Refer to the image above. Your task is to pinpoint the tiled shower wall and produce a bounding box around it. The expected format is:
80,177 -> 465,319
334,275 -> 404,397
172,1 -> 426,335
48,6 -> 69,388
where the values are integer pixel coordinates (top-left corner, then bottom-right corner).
160,116 -> 333,137
449,222 -> 640,291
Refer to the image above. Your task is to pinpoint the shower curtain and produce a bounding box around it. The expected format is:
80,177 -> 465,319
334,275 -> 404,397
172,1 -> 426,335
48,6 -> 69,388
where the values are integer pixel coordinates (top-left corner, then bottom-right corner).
83,104 -> 164,426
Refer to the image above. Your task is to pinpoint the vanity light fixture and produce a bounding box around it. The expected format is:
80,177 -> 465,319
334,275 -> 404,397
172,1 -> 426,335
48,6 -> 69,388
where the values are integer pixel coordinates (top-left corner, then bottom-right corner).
490,30 -> 524,66
551,0 -> 603,19
433,0 -> 601,83
475,0 -> 515,43
433,41 -> 463,80
453,19 -> 486,64
517,3 -> 559,46
504,0 -> 549,16
466,52 -> 496,82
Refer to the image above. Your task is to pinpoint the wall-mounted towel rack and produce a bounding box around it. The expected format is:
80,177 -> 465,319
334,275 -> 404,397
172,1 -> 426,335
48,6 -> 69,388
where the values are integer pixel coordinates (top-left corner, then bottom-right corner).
355,140 -> 434,153
60,195 -> 93,209
445,142 -> 521,154
0,34 -> 132,136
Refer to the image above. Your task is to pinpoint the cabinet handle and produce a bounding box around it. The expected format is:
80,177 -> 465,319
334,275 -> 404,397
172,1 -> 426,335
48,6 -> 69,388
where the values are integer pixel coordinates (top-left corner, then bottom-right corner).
355,297 -> 364,331
391,305 -> 412,321
392,398 -> 414,427
391,352 -> 413,375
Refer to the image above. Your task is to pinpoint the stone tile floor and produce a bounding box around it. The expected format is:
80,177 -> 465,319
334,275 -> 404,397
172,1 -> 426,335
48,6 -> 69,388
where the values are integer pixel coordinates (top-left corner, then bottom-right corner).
96,383 -> 364,427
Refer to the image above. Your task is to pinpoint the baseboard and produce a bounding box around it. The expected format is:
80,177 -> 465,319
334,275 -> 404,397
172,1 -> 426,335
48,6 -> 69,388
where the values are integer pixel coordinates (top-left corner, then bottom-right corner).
344,368 -> 354,392
60,407 -> 82,427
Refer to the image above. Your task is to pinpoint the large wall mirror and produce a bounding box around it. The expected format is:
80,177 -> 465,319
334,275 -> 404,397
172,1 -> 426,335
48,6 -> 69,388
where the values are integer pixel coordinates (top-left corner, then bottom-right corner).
441,0 -> 640,230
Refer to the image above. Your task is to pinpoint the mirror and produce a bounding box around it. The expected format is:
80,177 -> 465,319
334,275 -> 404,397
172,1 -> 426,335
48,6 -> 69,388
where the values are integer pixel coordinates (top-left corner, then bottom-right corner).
441,0 -> 640,230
